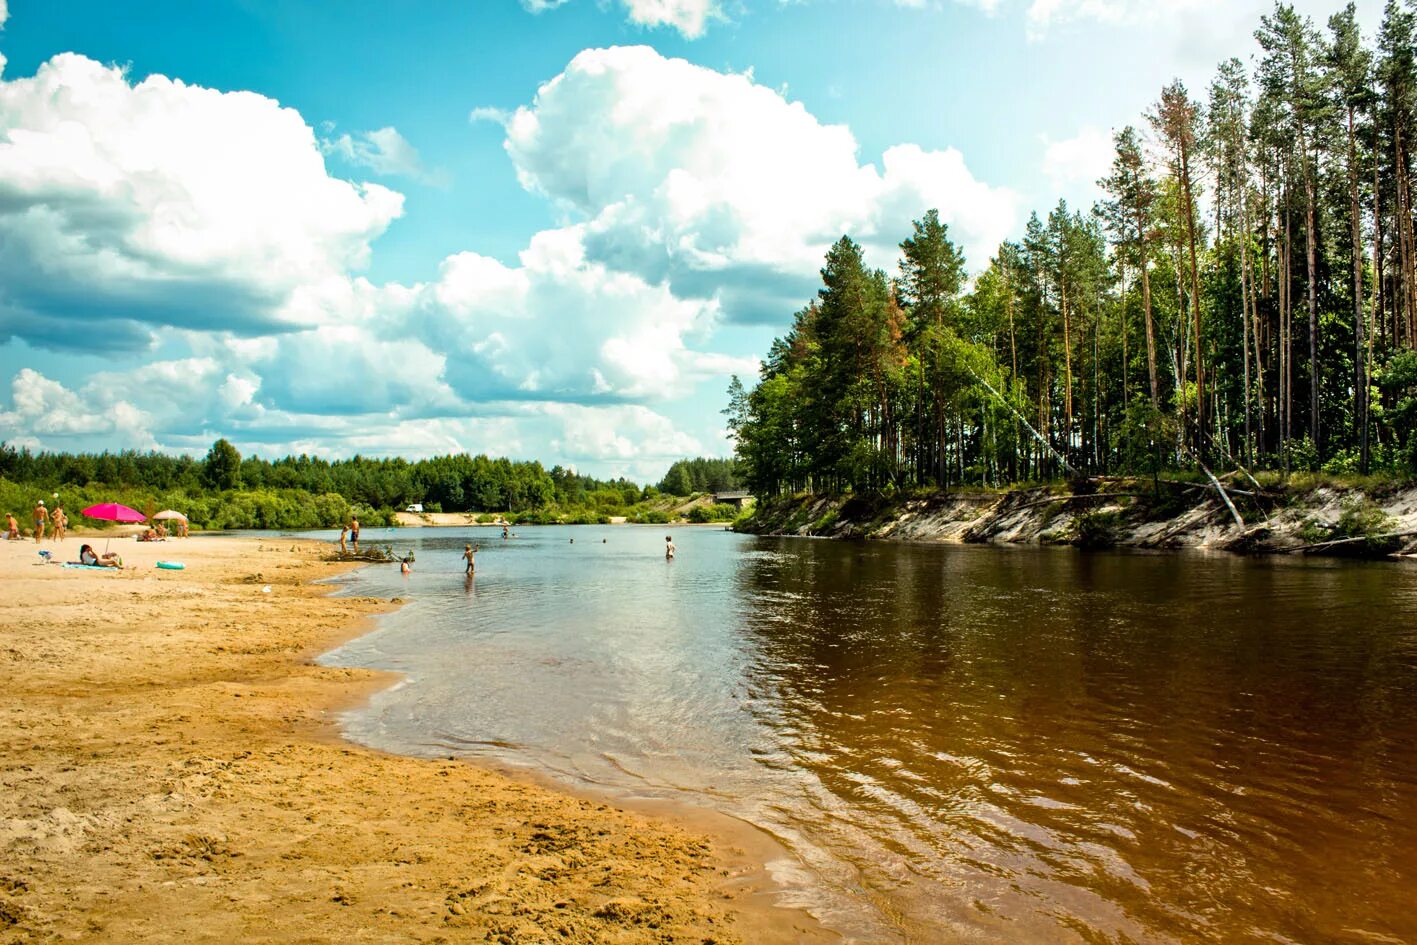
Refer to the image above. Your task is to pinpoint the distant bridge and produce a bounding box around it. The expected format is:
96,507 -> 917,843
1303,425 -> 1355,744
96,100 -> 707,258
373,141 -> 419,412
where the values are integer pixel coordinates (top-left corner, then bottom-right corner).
711,491 -> 755,508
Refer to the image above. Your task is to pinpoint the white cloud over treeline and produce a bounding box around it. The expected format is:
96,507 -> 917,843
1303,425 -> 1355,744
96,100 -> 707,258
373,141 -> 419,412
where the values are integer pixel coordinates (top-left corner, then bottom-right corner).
0,45 -> 1010,474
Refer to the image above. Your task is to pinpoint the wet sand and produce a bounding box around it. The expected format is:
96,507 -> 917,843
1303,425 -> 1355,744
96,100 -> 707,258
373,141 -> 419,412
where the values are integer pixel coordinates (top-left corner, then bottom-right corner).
0,535 -> 830,944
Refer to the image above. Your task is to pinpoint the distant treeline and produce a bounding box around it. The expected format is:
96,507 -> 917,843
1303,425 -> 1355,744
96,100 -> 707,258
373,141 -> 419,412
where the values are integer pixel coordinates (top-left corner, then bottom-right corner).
728,2 -> 1417,496
656,457 -> 740,495
0,440 -> 718,530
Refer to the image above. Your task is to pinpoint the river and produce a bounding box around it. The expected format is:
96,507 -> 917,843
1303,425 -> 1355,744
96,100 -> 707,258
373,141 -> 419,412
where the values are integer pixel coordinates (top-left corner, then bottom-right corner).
317,524 -> 1417,944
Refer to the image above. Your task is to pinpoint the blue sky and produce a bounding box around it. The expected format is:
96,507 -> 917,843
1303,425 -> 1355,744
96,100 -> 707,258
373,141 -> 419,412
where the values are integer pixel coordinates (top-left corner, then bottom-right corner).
0,0 -> 1384,479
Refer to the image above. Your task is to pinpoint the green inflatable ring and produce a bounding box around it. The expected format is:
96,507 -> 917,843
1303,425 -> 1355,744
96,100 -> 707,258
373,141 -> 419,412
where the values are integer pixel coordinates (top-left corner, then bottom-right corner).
156,561 -> 185,570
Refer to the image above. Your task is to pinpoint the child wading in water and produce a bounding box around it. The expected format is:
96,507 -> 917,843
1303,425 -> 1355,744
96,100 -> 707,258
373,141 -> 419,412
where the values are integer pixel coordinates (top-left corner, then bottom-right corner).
463,543 -> 479,574
665,535 -> 675,559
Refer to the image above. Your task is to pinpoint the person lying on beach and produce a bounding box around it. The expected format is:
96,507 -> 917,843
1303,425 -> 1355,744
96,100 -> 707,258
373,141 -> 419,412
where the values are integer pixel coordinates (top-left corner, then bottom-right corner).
5,513 -> 18,540
137,528 -> 163,542
77,544 -> 123,568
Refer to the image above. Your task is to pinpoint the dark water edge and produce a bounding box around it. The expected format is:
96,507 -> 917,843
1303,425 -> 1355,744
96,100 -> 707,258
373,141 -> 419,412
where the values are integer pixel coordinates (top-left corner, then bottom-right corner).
303,524 -> 1417,944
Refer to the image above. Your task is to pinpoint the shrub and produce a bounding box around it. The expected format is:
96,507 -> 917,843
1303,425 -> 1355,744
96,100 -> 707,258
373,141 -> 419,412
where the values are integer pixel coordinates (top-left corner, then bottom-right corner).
688,503 -> 738,523
1284,436 -> 1320,473
1073,510 -> 1122,549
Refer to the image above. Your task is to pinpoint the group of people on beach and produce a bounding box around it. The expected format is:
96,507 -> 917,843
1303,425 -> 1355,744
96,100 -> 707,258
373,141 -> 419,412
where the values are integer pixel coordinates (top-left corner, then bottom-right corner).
7,500 -> 67,543
8,500 -> 193,543
137,522 -> 178,541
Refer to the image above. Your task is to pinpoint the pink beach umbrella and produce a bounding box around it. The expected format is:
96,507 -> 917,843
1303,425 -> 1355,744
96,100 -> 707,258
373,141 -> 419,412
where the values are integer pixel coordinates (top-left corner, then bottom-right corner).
80,503 -> 147,524
81,503 -> 147,552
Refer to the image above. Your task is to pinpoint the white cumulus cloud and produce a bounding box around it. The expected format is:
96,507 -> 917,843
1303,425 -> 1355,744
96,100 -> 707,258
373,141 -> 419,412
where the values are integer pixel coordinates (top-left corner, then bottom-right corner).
322,125 -> 442,184
407,225 -> 722,402
0,53 -> 403,348
0,39 -> 1019,476
504,46 -> 1017,322
0,368 -> 157,450
620,0 -> 722,37
1039,125 -> 1114,197
520,0 -> 722,37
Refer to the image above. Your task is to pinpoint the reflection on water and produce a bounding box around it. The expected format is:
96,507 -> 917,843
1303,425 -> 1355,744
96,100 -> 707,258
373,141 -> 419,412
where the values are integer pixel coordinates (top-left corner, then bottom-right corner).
320,525 -> 1417,944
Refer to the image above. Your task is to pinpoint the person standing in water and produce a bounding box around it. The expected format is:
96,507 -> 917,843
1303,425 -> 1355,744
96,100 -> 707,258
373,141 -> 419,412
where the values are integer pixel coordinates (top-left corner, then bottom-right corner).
349,516 -> 360,553
665,535 -> 675,559
463,543 -> 478,574
32,500 -> 48,543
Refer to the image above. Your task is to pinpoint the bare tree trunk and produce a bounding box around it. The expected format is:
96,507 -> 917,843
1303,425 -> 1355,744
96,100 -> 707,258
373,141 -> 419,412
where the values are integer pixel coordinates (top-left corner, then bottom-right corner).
1179,133 -> 1207,462
1281,202 -> 1292,464
1347,106 -> 1367,472
1139,220 -> 1161,411
1003,255 -> 1018,380
1303,140 -> 1320,455
1399,127 -> 1417,347
1241,197 -> 1254,467
1061,280 -> 1073,466
1120,262 -> 1130,407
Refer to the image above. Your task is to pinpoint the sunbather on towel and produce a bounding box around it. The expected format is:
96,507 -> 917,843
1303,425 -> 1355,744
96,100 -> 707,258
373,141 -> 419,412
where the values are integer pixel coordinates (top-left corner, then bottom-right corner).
77,544 -> 123,568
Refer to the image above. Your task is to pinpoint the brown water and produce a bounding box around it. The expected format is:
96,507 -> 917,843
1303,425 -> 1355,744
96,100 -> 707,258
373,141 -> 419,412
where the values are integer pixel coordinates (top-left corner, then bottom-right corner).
322,525 -> 1417,943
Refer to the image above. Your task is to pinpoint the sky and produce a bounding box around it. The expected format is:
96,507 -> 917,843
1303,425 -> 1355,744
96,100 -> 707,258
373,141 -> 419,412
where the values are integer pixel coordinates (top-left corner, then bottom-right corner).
0,0 -> 1386,480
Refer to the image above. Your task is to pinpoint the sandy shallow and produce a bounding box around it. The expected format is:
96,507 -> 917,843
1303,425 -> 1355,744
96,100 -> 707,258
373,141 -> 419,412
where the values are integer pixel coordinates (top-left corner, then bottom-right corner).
0,534 -> 830,944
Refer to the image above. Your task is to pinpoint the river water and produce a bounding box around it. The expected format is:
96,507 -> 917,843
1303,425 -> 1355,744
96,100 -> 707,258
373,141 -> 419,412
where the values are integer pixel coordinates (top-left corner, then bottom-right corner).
318,524 -> 1417,944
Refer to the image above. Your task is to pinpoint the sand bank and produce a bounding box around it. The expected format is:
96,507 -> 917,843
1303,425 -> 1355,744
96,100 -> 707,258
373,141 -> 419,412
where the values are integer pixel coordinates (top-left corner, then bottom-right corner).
0,535 -> 828,944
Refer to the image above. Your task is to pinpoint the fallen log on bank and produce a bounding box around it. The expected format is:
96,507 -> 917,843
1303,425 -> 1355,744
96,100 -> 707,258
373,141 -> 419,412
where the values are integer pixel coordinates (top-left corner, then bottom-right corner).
1292,530 -> 1417,555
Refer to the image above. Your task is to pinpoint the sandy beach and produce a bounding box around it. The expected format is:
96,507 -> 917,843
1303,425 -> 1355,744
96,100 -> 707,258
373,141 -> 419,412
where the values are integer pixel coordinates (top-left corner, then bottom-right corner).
0,534 -> 827,944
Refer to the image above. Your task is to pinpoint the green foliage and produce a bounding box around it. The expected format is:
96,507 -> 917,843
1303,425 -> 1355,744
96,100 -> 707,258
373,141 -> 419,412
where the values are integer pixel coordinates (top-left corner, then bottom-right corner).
725,4 -> 1417,497
1285,437 -> 1321,474
0,438 -> 665,531
1334,497 -> 1396,541
658,457 -> 739,496
1301,497 -> 1401,554
1073,510 -> 1123,549
687,503 -> 739,523
203,439 -> 242,491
